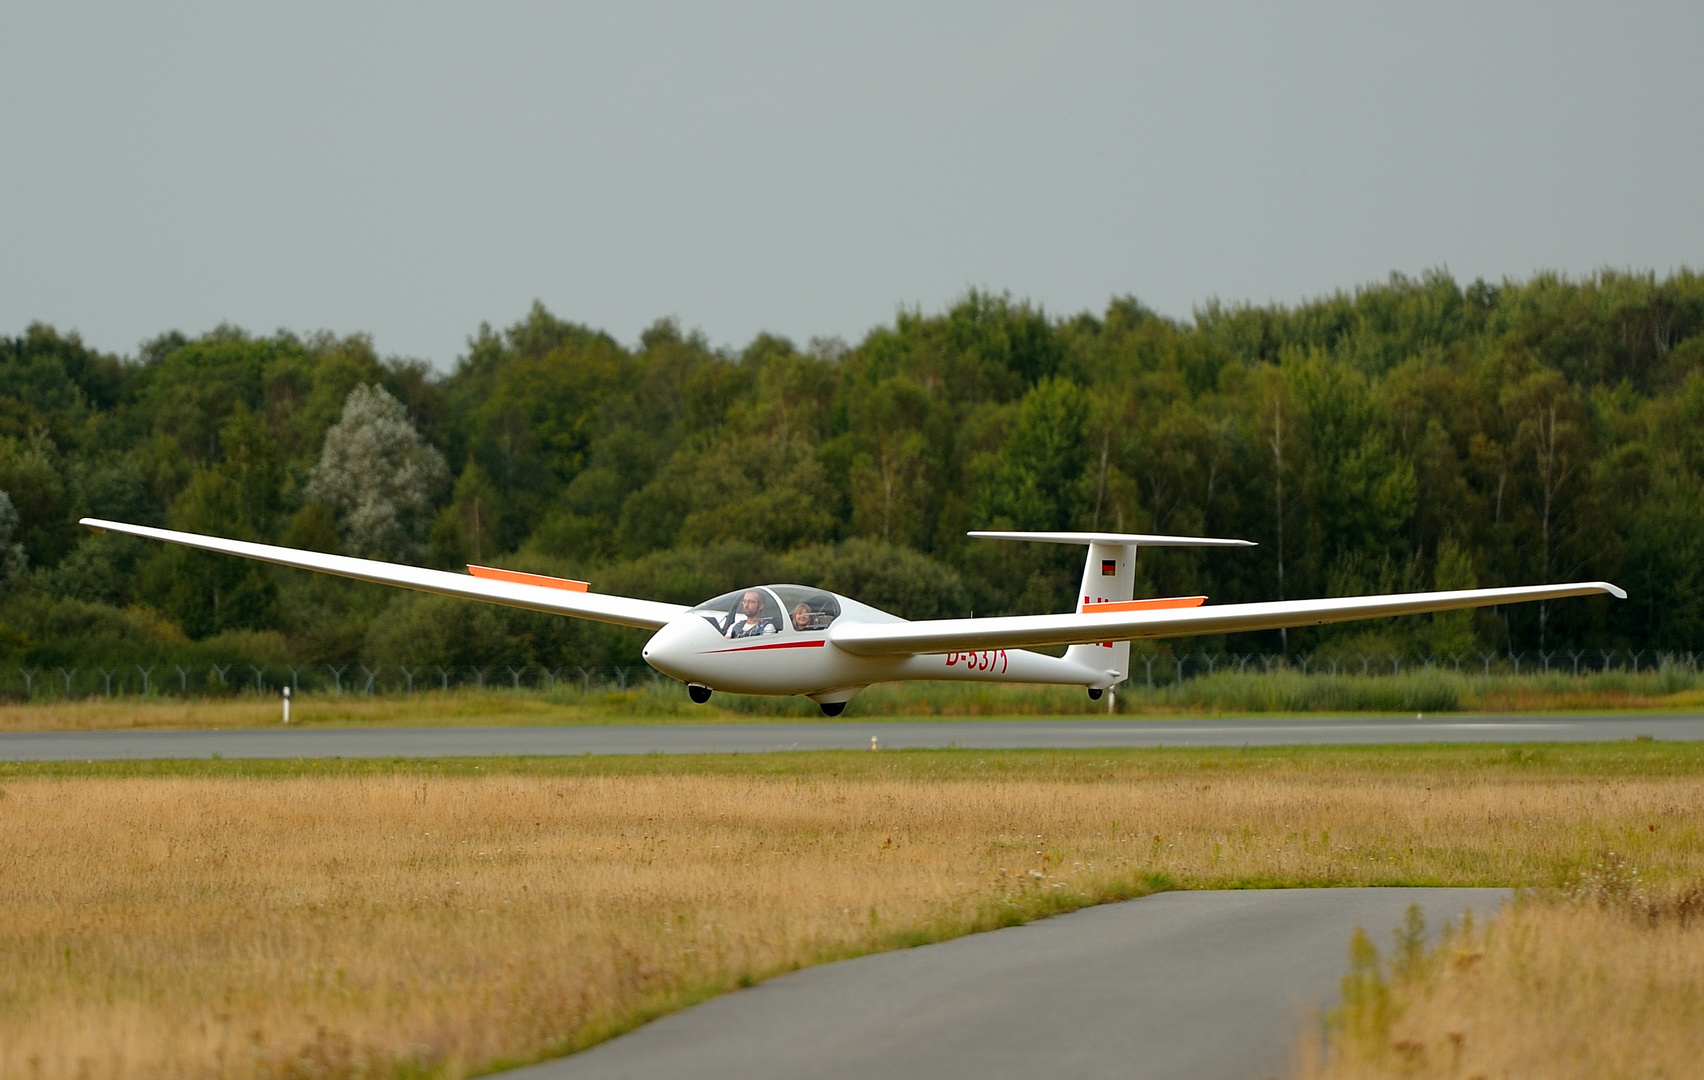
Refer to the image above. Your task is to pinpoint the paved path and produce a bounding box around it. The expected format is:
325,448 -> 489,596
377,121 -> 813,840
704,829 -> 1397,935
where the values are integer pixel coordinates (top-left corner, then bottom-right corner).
502,888 -> 1507,1080
1,714 -> 1697,760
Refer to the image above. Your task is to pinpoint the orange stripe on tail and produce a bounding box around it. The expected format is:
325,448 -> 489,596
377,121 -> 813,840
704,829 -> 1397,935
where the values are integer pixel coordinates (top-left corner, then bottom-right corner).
467,565 -> 590,592
1081,596 -> 1206,614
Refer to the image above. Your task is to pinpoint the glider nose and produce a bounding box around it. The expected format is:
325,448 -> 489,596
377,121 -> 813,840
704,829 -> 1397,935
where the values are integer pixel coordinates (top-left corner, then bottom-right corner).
642,615 -> 710,684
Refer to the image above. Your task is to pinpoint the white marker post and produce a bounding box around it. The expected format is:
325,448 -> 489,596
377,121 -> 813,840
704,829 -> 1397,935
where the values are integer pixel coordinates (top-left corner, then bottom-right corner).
282,685 -> 291,725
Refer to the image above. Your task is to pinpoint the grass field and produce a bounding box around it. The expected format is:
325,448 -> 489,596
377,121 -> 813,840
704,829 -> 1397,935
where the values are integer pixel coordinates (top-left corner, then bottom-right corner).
6,664 -> 1704,732
2,744 -> 1701,1080
1300,885 -> 1704,1079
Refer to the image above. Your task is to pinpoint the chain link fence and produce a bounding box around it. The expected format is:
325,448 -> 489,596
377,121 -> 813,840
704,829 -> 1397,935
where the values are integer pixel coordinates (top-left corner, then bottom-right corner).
1129,648 -> 1692,687
0,662 -> 673,701
0,648 -> 1695,701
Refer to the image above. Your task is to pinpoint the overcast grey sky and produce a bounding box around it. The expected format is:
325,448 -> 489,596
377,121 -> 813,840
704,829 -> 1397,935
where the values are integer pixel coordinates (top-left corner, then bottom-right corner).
3,2 -> 1699,367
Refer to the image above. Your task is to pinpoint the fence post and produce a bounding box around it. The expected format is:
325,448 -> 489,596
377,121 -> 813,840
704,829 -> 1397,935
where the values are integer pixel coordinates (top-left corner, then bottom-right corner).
400,667 -> 415,694
1327,655 -> 1340,676
1478,651 -> 1495,675
210,664 -> 231,691
287,666 -> 301,692
1142,654 -> 1155,688
1174,655 -> 1184,687
542,667 -> 560,692
1508,651 -> 1522,675
175,665 -> 190,693
135,666 -> 152,694
99,667 -> 116,696
1450,653 -> 1463,673
58,667 -> 75,698
1390,655 -> 1402,676
360,666 -> 378,695
1358,653 -> 1371,677
327,665 -> 346,693
1539,651 -> 1554,674
19,668 -> 36,699
1568,650 -> 1583,676
249,665 -> 265,692
473,666 -> 489,690
507,665 -> 526,690
1631,650 -> 1645,673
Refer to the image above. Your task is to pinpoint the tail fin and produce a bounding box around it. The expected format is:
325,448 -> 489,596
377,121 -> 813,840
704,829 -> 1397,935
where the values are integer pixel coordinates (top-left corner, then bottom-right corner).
970,531 -> 1255,687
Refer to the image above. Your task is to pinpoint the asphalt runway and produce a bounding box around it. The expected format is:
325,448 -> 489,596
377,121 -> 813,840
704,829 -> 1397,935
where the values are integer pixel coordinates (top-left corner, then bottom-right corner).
502,887 -> 1507,1080
1,714 -> 1698,760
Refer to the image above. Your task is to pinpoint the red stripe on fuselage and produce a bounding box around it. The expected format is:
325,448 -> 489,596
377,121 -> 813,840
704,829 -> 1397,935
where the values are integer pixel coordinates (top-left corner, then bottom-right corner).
707,639 -> 828,653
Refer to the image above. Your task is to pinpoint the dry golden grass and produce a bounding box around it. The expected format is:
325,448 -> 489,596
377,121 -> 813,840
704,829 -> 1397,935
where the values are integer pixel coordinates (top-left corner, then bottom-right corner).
1298,887 -> 1704,1080
1,749 -> 1701,1079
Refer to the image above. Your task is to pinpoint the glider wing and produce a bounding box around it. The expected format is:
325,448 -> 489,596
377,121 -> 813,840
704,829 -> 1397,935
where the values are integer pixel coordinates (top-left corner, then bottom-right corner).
79,518 -> 687,630
829,582 -> 1626,657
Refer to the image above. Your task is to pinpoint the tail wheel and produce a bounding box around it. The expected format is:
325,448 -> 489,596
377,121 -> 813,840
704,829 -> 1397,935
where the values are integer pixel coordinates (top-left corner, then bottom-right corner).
818,701 -> 845,716
688,684 -> 712,704
1087,687 -> 1104,700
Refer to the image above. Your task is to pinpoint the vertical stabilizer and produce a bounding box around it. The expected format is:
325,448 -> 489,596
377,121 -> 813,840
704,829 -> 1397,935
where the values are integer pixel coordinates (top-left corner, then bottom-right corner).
1063,543 -> 1137,685
968,530 -> 1254,688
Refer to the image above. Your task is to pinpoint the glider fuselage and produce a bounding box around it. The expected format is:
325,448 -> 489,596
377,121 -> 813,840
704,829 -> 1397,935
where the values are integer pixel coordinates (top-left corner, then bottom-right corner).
641,585 -> 1101,700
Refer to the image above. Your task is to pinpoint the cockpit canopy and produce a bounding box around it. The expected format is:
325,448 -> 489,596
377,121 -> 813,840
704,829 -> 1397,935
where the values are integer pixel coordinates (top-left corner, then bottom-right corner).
772,585 -> 842,630
691,585 -> 842,638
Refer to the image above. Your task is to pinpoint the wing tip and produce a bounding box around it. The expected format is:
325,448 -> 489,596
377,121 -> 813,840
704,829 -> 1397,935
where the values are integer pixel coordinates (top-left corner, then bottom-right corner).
1599,581 -> 1628,600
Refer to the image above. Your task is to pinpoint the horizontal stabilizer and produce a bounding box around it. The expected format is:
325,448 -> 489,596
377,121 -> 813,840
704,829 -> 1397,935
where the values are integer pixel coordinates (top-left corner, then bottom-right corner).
969,530 -> 1255,548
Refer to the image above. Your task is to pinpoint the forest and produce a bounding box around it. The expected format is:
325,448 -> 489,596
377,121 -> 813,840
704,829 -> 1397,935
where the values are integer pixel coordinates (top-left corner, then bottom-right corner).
2,268 -> 1702,684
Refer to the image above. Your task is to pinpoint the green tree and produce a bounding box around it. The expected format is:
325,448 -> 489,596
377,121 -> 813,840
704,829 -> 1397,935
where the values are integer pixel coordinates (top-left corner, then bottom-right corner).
975,377 -> 1090,531
142,469 -> 278,637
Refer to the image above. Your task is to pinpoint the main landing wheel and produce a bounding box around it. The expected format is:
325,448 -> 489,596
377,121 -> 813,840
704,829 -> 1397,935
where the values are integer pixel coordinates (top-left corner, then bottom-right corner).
818,701 -> 846,716
1087,687 -> 1104,700
688,684 -> 712,704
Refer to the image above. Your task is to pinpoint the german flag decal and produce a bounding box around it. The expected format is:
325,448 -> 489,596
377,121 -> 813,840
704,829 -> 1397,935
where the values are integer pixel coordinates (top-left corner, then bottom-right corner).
1101,559 -> 1117,576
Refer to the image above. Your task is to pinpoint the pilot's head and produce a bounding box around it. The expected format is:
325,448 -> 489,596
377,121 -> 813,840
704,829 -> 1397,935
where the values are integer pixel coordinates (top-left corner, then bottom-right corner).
739,590 -> 765,618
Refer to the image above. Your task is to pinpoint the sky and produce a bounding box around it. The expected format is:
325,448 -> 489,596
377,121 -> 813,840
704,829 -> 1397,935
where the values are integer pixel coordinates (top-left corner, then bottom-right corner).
2,1 -> 1700,368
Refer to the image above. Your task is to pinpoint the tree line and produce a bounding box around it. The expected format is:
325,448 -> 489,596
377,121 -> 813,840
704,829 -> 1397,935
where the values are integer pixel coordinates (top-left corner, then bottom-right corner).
2,267 -> 1701,676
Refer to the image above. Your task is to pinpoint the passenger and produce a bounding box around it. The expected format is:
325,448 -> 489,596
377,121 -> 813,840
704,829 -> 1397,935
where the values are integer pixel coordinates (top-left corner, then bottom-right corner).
723,589 -> 777,638
792,602 -> 814,631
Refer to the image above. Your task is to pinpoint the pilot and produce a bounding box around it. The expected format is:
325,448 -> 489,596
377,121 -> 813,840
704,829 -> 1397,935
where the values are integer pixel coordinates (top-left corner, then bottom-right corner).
723,590 -> 777,638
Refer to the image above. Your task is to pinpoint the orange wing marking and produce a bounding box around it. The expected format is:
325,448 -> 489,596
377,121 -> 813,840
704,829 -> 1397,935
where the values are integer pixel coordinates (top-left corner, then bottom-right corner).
467,565 -> 590,592
1081,596 -> 1206,614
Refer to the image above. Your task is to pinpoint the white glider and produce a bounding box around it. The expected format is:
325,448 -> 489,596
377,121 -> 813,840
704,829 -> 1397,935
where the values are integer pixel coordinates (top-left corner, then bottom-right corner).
81,517 -> 1624,714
